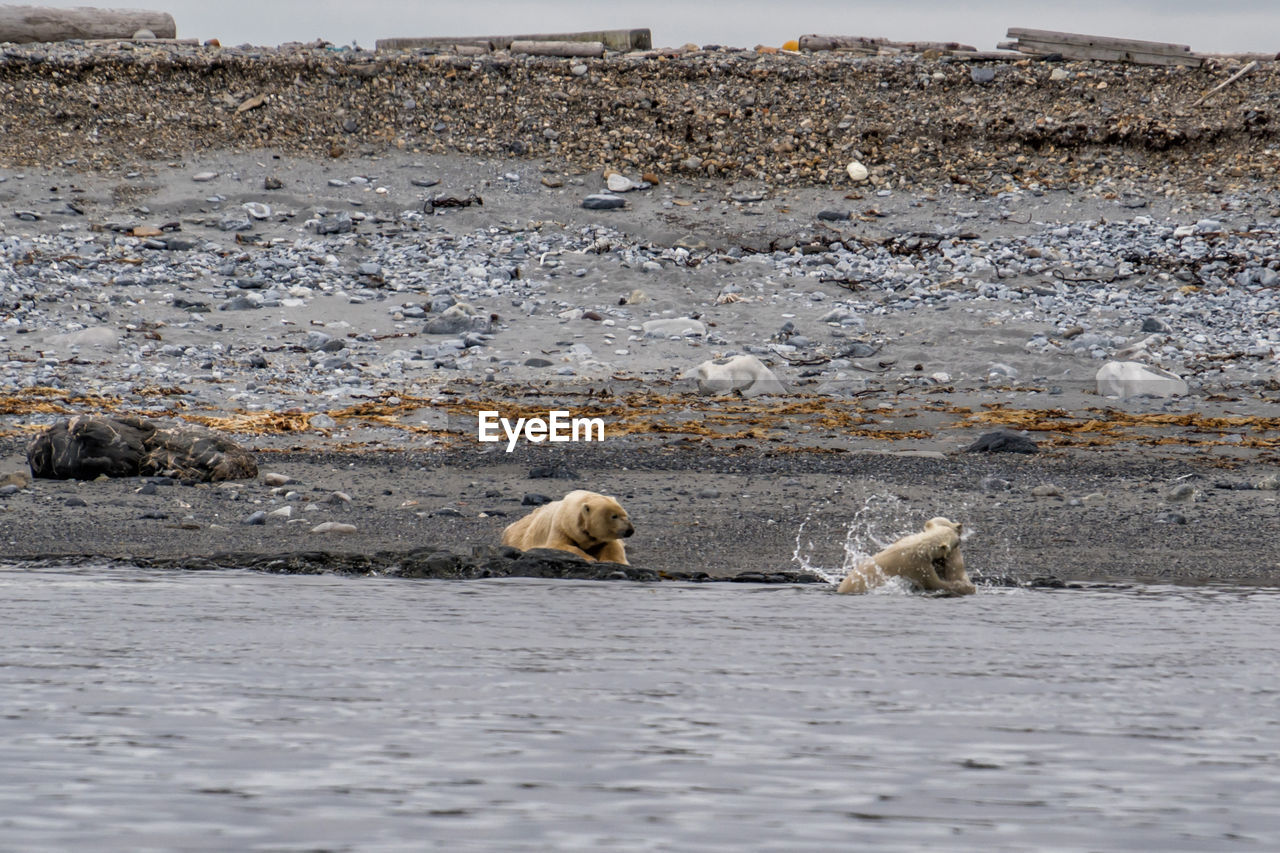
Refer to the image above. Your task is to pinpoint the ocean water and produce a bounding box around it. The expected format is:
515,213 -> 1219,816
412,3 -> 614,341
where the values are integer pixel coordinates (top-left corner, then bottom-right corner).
24,0 -> 1280,54
1,564 -> 1277,851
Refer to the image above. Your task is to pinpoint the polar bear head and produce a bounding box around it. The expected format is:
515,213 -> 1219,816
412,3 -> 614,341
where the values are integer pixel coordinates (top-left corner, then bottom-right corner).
572,491 -> 634,544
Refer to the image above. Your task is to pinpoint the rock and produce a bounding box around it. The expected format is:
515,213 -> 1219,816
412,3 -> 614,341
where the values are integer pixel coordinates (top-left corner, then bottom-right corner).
1141,317 -> 1172,333
642,317 -> 705,338
528,465 -> 579,480
192,171 -> 218,182
268,506 -> 292,519
1166,483 -> 1197,503
424,302 -> 487,335
244,510 -> 267,525
980,476 -> 1012,492
0,484 -> 20,498
605,173 -> 636,192
263,176 -> 283,190
1157,510 -> 1188,525
45,327 -> 119,351
846,160 -> 869,182
243,202 -> 271,220
219,214 -> 252,232
1255,475 -> 1279,491
697,488 -> 721,499
965,430 -> 1038,454
64,496 -> 88,507
0,471 -> 30,489
816,210 -> 850,221
524,357 -> 553,368
1031,484 -> 1062,498
582,193 -> 625,210
1049,66 -> 1070,81
311,521 -> 357,534
1096,361 -> 1188,398
522,493 -> 552,506
310,414 -> 337,429
684,354 -> 785,397
681,156 -> 703,172
971,67 -> 996,84
262,472 -> 297,487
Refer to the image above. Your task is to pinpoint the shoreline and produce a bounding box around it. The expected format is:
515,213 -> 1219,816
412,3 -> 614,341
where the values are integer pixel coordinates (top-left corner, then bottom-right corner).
1,43 -> 1277,587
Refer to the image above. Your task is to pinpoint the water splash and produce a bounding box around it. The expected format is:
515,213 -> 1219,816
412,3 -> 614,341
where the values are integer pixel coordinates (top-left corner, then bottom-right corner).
792,494 -> 908,586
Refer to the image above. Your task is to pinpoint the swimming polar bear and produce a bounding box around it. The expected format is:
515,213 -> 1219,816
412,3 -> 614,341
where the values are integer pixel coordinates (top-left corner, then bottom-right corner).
501,489 -> 635,564
836,517 -> 975,595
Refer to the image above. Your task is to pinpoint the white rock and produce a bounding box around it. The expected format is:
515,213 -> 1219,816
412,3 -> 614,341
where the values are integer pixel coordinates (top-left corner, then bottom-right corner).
1096,361 -> 1188,398
606,173 -> 636,192
846,160 -> 869,182
684,354 -> 785,397
312,521 -> 357,534
45,326 -> 119,351
642,317 -> 705,338
262,472 -> 294,486
243,202 -> 271,220
267,505 -> 292,519
1049,67 -> 1070,81
192,171 -> 218,182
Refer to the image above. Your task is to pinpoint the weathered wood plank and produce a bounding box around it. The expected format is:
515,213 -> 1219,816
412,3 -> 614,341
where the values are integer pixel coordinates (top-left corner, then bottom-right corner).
509,40 -> 604,58
0,5 -> 176,43
1012,38 -> 1202,67
377,28 -> 650,53
1007,27 -> 1193,56
799,34 -> 976,53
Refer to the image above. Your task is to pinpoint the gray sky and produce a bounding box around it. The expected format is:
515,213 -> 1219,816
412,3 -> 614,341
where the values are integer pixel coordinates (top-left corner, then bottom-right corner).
22,1 -> 1280,52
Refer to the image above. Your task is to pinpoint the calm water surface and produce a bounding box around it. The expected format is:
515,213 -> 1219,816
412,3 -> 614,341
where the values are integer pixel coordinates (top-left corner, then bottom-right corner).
1,565 -> 1277,852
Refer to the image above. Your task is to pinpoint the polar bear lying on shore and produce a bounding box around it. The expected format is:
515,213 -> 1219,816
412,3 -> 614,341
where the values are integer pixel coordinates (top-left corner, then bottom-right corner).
502,489 -> 635,564
836,517 -> 975,595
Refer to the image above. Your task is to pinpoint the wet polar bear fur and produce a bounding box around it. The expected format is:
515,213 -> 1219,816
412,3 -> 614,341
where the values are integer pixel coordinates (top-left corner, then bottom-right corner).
836,517 -> 975,595
502,489 -> 635,564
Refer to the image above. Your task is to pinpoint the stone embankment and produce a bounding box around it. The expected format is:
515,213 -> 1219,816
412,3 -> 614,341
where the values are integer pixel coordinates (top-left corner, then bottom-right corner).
1,40 -> 1277,192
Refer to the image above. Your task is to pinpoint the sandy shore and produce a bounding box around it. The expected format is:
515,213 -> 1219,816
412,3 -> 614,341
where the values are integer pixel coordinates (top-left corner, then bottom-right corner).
1,45 -> 1278,585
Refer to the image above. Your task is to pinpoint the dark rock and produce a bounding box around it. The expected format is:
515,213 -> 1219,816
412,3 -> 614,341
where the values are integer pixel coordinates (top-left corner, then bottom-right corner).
524,357 -> 554,368
264,176 -> 283,190
1141,317 -> 1172,333
137,482 -> 158,495
528,465 -> 579,480
244,511 -> 267,525
582,193 -> 625,210
219,295 -> 261,311
970,67 -> 996,84
522,493 -> 552,506
140,511 -> 169,520
816,210 -> 850,221
64,496 -> 88,507
0,484 -> 21,497
965,430 -> 1038,454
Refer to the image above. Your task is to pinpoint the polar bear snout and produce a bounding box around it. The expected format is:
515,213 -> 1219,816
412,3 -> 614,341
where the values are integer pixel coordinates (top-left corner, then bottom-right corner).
622,523 -> 635,538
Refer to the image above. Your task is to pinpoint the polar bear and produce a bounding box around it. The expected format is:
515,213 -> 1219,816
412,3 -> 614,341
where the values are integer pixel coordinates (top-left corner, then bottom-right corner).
501,489 -> 635,564
836,517 -> 975,595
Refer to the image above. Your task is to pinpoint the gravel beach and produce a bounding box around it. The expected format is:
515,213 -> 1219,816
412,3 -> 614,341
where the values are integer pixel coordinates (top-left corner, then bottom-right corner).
1,41 -> 1277,584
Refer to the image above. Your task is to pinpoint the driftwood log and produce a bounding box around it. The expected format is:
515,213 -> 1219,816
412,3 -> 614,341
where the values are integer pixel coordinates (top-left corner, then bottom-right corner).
0,5 -> 176,43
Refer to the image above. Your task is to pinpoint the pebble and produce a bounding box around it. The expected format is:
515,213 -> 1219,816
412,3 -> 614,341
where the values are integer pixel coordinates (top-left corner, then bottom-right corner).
522,493 -> 552,506
582,193 -> 625,210
970,67 -> 996,84
191,171 -> 218,182
64,496 -> 88,507
1030,484 -> 1063,498
1165,483 -> 1197,503
244,510 -> 267,525
262,472 -> 297,486
311,521 -> 357,534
